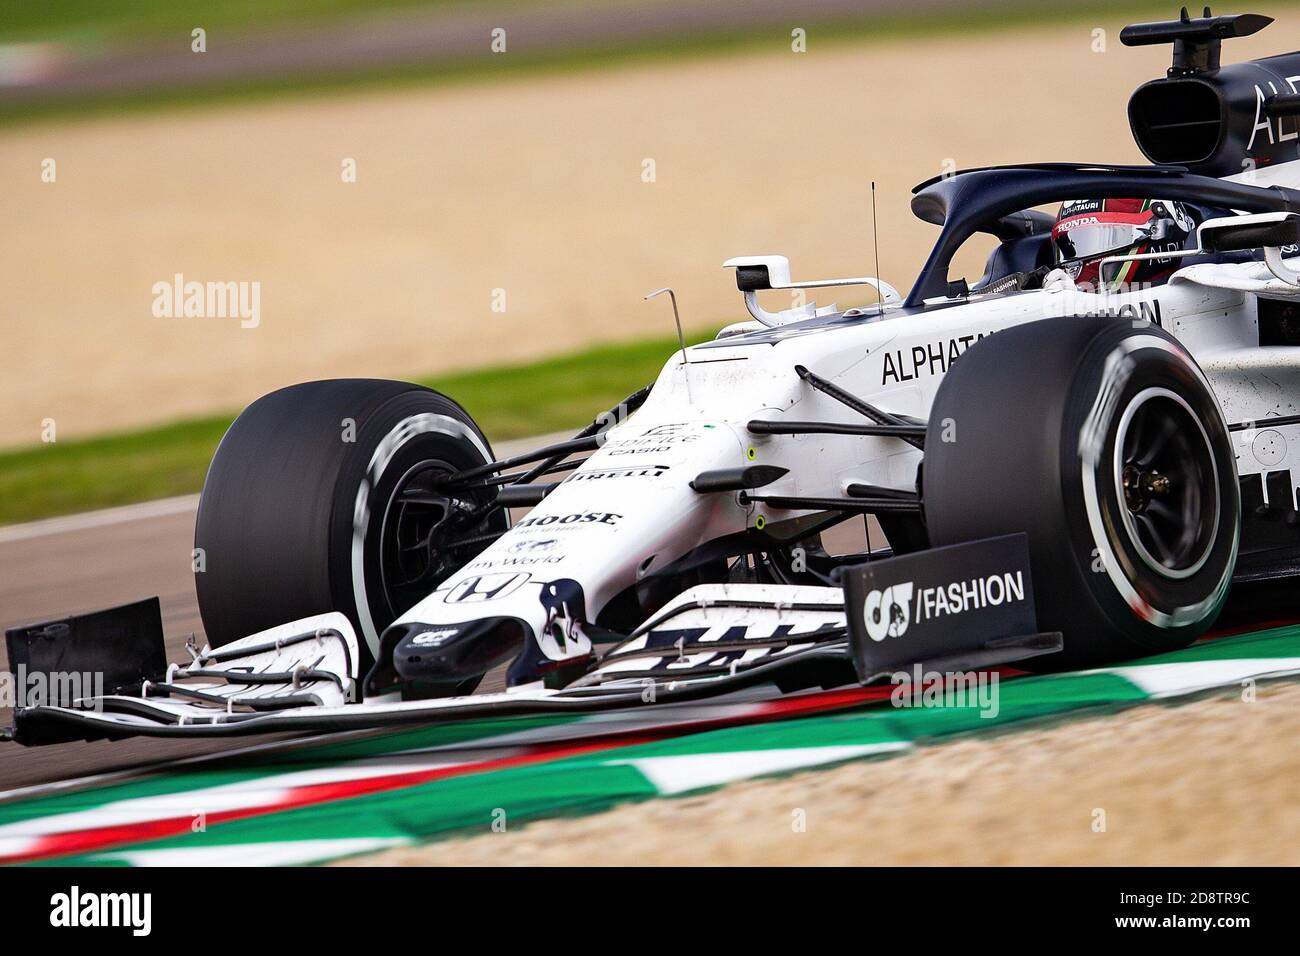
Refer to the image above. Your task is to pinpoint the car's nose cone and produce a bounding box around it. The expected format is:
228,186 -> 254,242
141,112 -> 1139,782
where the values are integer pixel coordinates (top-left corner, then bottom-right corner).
389,618 -> 529,686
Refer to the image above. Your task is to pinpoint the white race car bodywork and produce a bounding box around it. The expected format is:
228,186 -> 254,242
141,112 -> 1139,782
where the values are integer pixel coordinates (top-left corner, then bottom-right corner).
397,161 -> 1300,677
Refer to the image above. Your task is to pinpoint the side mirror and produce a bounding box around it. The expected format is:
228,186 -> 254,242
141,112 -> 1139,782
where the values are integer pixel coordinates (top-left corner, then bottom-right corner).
722,255 -> 901,327
1198,212 -> 1300,253
723,255 -> 794,293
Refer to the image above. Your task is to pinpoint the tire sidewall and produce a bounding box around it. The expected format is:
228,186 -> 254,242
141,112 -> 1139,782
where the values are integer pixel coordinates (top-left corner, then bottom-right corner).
1060,325 -> 1239,651
922,317 -> 1239,667
195,381 -> 504,670
328,395 -> 502,660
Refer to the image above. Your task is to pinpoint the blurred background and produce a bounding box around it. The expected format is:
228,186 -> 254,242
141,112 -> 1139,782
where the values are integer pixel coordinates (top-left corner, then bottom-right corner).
1,0 -> 1298,522
3,2 -> 1300,865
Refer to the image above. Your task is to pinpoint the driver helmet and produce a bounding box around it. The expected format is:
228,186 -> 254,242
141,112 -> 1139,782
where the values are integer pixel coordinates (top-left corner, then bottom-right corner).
1051,198 -> 1198,292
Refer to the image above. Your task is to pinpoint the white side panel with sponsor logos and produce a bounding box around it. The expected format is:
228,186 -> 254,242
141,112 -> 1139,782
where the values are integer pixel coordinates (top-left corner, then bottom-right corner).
396,419 -> 750,663
392,260 -> 1285,660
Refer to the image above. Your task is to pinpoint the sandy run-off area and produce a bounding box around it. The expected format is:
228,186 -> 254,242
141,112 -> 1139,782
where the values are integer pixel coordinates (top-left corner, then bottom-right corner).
348,680 -> 1300,866
4,13 -> 1294,448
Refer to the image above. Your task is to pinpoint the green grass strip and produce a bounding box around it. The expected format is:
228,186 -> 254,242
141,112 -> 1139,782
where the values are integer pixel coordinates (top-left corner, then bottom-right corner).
0,0 -> 467,45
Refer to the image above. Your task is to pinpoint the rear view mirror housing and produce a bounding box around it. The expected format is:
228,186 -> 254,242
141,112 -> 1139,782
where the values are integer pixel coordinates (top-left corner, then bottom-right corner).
1198,212 -> 1300,253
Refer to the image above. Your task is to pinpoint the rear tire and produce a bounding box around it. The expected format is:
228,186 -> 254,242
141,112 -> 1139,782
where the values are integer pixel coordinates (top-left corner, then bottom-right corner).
194,379 -> 506,669
922,317 -> 1238,669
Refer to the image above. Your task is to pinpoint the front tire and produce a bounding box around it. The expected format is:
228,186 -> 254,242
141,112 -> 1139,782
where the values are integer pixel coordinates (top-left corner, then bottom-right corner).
194,379 -> 507,669
922,317 -> 1238,669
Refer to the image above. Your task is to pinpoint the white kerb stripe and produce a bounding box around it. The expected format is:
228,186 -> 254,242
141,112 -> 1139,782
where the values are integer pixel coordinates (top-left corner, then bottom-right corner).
609,742 -> 912,795
1097,657 -> 1300,696
100,838 -> 410,867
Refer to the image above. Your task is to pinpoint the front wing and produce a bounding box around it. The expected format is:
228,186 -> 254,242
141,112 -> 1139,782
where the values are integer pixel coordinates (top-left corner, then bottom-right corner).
3,540 -> 1060,746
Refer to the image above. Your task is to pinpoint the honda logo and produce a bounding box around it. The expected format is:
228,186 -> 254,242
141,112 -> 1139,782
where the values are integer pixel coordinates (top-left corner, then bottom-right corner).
443,572 -> 531,604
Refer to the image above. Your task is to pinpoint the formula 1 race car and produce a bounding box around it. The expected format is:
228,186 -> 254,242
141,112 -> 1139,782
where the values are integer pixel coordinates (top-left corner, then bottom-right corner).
7,9 -> 1300,745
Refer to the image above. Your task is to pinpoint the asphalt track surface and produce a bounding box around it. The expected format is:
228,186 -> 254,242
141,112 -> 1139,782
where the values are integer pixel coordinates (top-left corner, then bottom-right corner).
0,433 -> 572,791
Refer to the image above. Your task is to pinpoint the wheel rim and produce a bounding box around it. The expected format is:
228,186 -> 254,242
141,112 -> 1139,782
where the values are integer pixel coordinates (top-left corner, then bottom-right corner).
1113,387 -> 1219,580
377,460 -> 500,619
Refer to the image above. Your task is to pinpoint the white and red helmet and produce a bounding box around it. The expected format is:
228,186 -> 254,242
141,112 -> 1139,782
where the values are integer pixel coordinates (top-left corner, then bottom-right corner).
1052,198 -> 1197,290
